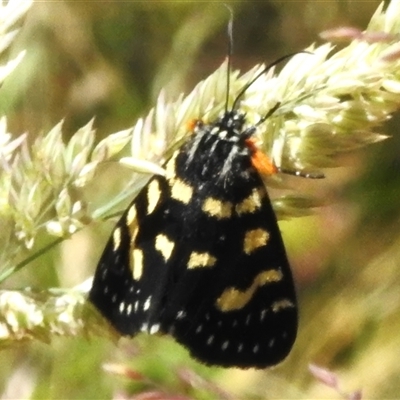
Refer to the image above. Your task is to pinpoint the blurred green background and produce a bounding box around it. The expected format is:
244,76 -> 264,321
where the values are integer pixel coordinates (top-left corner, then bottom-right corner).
3,0 -> 400,398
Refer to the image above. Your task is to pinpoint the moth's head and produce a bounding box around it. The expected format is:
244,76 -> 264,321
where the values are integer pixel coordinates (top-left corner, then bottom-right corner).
214,110 -> 247,140
186,110 -> 248,141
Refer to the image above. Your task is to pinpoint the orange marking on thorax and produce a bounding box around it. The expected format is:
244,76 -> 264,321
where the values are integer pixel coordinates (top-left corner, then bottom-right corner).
186,119 -> 200,132
245,138 -> 277,176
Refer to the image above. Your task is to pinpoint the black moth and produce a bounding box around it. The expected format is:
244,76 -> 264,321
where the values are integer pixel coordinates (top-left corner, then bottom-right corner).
90,50 -> 305,369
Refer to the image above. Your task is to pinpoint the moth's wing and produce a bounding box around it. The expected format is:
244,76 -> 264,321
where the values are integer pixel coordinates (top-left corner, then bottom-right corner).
90,152 -> 297,368
89,175 -> 174,336
158,178 -> 297,368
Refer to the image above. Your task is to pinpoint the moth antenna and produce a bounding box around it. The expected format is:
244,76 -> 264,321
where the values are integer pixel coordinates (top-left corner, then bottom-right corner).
255,102 -> 281,126
224,5 -> 234,114
231,51 -> 312,112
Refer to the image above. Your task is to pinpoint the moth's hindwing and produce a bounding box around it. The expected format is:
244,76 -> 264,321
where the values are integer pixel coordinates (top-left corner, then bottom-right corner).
89,112 -> 297,368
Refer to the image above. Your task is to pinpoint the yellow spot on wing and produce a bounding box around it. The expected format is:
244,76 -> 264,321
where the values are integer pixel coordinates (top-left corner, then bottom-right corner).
147,179 -> 161,214
165,151 -> 178,180
235,188 -> 263,215
132,248 -> 143,280
202,198 -> 233,219
126,205 -> 139,244
171,179 -> 193,204
113,228 -> 121,251
243,228 -> 269,254
127,205 -> 137,226
216,269 -> 283,312
155,234 -> 175,261
188,251 -> 217,269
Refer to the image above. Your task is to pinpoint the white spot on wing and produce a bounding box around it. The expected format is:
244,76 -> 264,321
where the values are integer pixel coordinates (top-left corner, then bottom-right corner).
268,338 -> 275,348
207,335 -> 214,345
141,322 -> 148,332
176,310 -> 186,320
119,301 -> 125,313
260,309 -> 267,321
196,325 -> 202,333
253,344 -> 259,353
150,324 -> 160,334
222,341 -> 229,350
143,296 -> 152,311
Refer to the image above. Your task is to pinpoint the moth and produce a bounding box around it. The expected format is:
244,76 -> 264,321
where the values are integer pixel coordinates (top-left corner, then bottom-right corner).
89,40 -> 316,369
